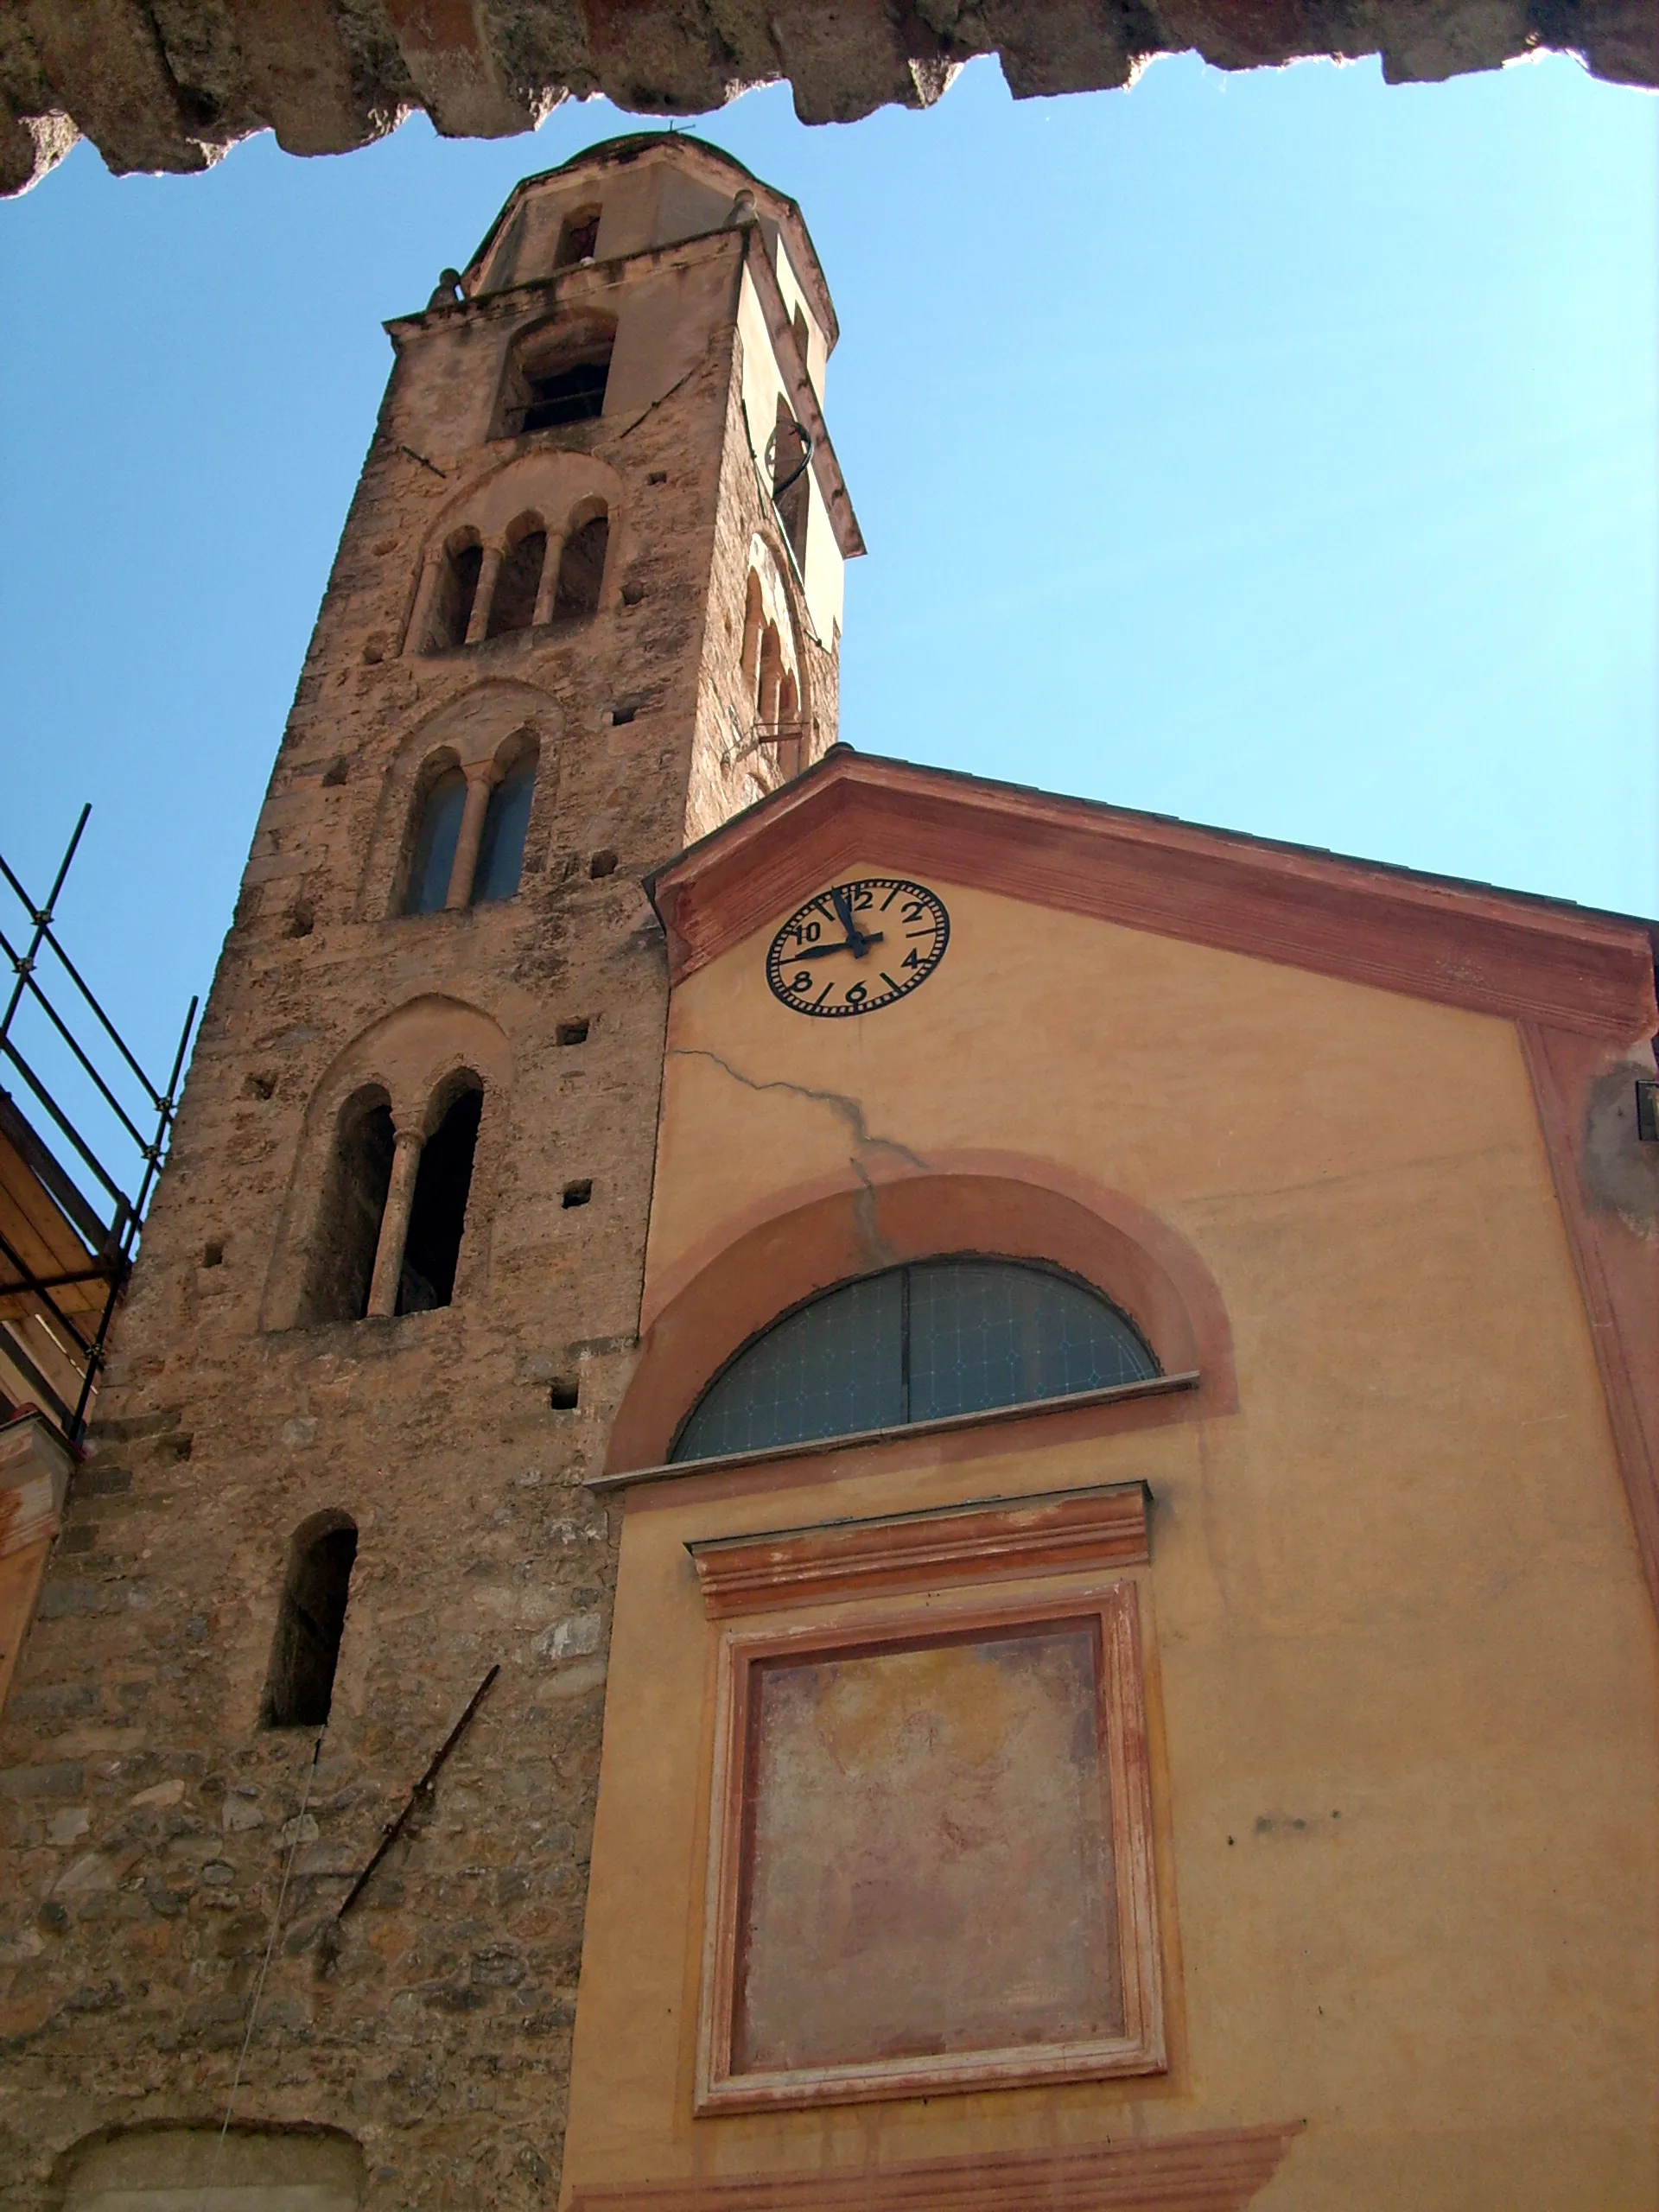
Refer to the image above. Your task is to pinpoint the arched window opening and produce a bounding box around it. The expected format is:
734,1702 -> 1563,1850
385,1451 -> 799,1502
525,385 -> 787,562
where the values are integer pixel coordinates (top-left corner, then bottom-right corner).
403,764 -> 467,915
263,1512 -> 358,1727
757,623 -> 784,723
554,204 -> 601,269
302,1089 -> 395,1325
776,672 -> 803,773
397,1084 -> 483,1313
741,571 -> 766,691
427,536 -> 483,651
505,315 -> 616,435
556,511 -> 608,618
671,1257 -> 1159,1464
770,397 -> 810,569
473,748 -> 537,905
486,523 -> 547,637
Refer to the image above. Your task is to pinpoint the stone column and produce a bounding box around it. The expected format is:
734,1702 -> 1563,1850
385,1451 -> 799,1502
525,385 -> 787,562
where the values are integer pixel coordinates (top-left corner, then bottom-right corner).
445,766 -> 497,910
365,1128 -> 425,1319
464,542 -> 505,646
532,527 -> 568,627
404,546 -> 443,657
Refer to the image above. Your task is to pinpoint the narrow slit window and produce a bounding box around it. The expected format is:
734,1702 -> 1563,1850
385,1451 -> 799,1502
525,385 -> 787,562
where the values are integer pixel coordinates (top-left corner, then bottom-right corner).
472,758 -> 536,905
404,766 -> 467,915
263,1515 -> 358,1727
398,1086 -> 483,1313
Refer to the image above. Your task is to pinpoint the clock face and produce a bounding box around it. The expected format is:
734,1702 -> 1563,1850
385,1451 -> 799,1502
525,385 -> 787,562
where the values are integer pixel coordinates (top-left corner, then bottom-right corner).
766,878 -> 950,1018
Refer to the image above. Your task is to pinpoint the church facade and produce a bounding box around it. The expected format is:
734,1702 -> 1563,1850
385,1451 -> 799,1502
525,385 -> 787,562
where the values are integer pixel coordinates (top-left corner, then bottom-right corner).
1,136 -> 1656,2212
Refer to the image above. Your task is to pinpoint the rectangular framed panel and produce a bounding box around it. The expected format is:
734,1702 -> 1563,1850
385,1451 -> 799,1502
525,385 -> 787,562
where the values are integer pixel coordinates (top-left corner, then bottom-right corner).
696,1582 -> 1165,2111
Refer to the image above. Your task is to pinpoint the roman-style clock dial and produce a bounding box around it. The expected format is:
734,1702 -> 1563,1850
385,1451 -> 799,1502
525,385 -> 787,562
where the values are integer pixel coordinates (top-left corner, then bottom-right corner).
766,878 -> 950,1017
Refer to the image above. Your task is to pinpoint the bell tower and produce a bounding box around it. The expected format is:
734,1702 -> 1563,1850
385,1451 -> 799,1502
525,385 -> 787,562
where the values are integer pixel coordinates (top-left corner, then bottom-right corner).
0,138 -> 860,2209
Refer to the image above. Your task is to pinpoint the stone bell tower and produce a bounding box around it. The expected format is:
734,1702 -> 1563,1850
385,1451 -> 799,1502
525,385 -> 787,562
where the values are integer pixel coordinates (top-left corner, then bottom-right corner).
0,137 -> 860,2210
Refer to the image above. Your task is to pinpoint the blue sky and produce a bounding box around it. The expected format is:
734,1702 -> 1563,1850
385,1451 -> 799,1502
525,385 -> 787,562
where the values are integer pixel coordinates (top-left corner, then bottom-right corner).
1,53 -> 1655,1151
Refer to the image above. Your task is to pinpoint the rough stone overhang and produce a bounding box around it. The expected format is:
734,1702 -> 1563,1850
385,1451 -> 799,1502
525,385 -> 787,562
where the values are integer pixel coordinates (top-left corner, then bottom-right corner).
645,746 -> 1659,1041
5,1 -> 1655,200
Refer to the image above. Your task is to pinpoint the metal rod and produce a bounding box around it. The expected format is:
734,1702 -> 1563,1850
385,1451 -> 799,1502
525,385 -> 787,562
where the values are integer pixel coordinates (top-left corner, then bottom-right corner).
1,1038 -> 132,1211
335,1666 -> 500,1919
0,806 -> 88,1047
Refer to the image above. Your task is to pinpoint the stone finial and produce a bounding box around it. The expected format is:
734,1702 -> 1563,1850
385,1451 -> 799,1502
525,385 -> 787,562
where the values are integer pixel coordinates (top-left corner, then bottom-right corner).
426,268 -> 465,310
726,190 -> 760,230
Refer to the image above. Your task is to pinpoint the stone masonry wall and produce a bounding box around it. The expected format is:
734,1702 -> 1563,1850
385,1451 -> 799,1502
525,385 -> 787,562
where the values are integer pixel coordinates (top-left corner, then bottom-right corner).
0,213 -> 836,2209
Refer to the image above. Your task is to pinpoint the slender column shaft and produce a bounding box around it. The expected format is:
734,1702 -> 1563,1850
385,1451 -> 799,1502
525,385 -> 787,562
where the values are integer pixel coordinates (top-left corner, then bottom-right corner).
464,543 -> 505,645
404,548 -> 443,657
532,529 -> 568,627
366,1128 -> 425,1319
445,767 -> 496,911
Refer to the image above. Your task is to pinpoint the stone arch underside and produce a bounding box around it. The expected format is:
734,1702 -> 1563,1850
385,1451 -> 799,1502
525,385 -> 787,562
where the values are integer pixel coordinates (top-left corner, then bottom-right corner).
5,3 -> 1650,200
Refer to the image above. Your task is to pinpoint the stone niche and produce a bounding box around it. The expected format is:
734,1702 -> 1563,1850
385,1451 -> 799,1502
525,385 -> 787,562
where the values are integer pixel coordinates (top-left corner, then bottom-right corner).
58,2125 -> 364,2211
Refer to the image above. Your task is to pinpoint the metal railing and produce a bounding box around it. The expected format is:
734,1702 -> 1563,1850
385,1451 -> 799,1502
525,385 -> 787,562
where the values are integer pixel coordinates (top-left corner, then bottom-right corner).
0,807 -> 197,1442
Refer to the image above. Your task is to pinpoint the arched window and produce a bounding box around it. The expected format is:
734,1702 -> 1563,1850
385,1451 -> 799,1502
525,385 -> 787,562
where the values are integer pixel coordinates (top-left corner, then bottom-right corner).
403,764 -> 467,915
397,1080 -> 483,1313
427,534 -> 483,651
301,1088 -> 395,1325
554,204 -> 601,269
486,518 -> 546,637
499,314 -> 616,436
555,509 -> 608,618
671,1257 -> 1159,1464
473,749 -> 536,904
263,1511 -> 358,1727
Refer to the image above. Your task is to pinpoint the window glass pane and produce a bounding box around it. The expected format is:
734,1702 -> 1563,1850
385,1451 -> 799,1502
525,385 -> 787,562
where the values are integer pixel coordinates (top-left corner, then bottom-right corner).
672,1271 -> 904,1462
473,762 -> 534,904
907,1259 -> 1156,1422
404,769 -> 467,915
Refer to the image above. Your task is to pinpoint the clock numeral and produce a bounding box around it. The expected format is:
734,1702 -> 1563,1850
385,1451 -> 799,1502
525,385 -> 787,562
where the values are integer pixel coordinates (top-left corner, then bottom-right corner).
789,969 -> 812,993
845,982 -> 868,1006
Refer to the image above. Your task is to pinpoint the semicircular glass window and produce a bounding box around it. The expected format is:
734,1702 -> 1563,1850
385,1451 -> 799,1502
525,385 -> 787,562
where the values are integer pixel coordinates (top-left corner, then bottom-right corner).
670,1256 -> 1157,1465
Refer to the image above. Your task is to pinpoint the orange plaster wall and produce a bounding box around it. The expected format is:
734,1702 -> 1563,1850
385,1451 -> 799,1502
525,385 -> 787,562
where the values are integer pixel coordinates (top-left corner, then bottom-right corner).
563,873 -> 1659,2209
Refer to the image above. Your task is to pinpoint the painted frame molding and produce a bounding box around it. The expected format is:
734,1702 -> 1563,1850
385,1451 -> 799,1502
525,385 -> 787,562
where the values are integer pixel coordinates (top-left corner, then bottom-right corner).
686,1480 -> 1151,1617
696,1580 -> 1165,2113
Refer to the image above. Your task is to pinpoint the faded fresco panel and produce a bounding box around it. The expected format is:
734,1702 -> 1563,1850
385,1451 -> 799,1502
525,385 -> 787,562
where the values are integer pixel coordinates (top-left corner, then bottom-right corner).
734,1620 -> 1122,2073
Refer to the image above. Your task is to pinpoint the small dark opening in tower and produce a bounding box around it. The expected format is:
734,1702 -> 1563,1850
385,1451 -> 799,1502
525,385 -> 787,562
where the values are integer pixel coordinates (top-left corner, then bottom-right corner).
588,849 -> 617,880
486,529 -> 546,637
562,1179 -> 593,1209
550,1376 -> 579,1410
263,1516 -> 358,1728
302,1091 -> 395,1325
522,359 -> 608,431
429,540 -> 483,651
556,1020 -> 589,1046
397,1085 -> 483,1314
556,514 -> 609,617
554,206 -> 601,270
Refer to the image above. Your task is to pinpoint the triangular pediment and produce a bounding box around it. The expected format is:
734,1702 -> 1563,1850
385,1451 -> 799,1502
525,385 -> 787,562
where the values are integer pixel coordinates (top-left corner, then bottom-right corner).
648,748 -> 1657,1041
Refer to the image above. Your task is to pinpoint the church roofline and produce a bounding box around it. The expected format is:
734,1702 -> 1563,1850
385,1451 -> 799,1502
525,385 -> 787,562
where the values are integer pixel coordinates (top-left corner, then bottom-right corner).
645,746 -> 1659,1041
462,133 -> 841,349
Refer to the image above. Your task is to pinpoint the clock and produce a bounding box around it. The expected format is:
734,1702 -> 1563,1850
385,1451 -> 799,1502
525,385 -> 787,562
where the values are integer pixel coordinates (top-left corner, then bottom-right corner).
766,878 -> 950,1018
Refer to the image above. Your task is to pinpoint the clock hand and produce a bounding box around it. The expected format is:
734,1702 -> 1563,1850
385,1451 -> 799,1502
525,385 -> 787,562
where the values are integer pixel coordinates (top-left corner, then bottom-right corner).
783,931 -> 886,960
829,884 -> 879,957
